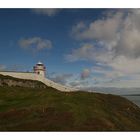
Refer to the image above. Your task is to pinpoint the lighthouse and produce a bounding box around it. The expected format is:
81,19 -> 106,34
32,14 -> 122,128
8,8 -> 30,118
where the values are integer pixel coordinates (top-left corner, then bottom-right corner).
33,62 -> 46,77
0,61 -> 77,92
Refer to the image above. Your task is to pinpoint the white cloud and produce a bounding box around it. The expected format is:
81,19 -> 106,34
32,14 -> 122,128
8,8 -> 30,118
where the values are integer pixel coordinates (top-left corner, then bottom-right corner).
19,37 -> 52,52
49,73 -> 73,85
97,78 -> 140,88
109,56 -> 140,74
81,69 -> 90,80
67,9 -> 140,88
65,42 -> 115,65
65,44 -> 95,62
69,9 -> 140,74
72,10 -> 140,58
69,80 -> 89,89
32,9 -> 61,17
0,65 -> 6,71
71,12 -> 123,43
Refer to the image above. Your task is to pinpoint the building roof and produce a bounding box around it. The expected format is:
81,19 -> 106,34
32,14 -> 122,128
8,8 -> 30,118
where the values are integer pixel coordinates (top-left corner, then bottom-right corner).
37,61 -> 44,65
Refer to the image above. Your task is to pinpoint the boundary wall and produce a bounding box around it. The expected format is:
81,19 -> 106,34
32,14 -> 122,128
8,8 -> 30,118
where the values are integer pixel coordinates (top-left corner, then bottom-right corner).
0,71 -> 78,92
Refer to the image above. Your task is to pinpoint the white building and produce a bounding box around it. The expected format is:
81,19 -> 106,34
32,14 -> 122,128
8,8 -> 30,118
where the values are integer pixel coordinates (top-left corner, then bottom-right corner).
0,62 -> 78,92
33,62 -> 46,77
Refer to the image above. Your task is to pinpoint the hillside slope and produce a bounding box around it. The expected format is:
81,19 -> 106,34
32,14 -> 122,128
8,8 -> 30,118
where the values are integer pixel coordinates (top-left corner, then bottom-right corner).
0,75 -> 140,131
0,74 -> 47,89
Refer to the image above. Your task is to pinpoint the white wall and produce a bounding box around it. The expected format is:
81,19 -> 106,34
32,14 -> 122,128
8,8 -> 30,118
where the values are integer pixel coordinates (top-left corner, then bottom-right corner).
0,71 -> 78,92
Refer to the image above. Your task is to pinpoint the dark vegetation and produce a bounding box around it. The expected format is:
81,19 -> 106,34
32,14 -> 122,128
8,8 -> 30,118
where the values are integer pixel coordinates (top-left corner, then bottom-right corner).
0,74 -> 140,131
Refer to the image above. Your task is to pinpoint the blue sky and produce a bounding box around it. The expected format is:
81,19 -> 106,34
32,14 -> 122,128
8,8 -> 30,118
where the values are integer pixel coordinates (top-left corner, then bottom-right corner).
1,9 -> 140,89
0,9 -> 103,71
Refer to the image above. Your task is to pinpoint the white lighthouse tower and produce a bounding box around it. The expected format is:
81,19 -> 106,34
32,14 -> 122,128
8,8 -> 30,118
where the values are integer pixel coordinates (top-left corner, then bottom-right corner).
33,62 -> 46,77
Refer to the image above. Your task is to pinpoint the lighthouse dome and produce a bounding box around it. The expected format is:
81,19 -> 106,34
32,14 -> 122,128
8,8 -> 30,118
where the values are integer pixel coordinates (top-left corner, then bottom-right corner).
37,61 -> 43,65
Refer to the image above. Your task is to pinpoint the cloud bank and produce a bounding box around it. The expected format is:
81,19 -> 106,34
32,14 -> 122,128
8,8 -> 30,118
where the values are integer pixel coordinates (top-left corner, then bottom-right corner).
67,9 -> 140,88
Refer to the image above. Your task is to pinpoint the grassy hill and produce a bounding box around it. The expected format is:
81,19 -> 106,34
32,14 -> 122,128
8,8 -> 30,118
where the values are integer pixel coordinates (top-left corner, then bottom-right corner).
0,74 -> 140,131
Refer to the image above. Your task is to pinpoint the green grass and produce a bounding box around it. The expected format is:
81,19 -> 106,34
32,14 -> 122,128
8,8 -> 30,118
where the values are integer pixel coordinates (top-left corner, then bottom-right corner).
0,74 -> 140,131
0,86 -> 139,131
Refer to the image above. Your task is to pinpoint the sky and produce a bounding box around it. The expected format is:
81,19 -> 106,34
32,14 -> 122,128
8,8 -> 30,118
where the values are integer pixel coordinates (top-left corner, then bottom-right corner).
1,9 -> 140,89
